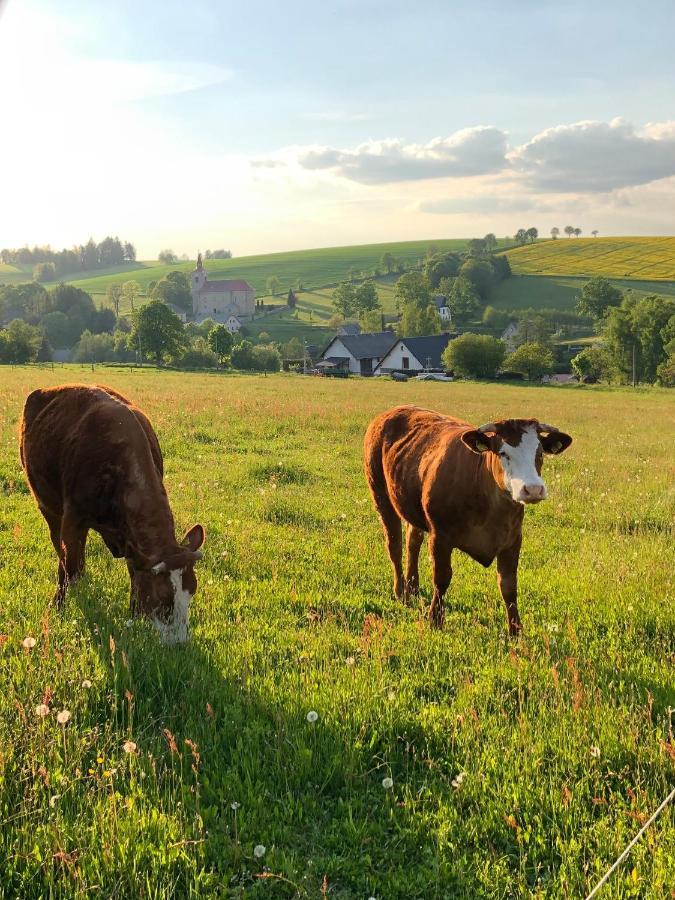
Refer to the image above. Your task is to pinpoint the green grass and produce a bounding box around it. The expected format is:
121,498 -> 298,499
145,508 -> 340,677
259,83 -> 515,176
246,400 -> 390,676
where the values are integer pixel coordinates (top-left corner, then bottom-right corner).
506,237 -> 675,280
64,239 -> 501,300
490,274 -> 675,313
0,368 -> 673,897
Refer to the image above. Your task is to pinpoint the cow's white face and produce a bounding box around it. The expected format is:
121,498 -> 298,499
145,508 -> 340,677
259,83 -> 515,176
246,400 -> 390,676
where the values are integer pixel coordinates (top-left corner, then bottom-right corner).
461,420 -> 572,505
129,524 -> 205,644
495,427 -> 546,504
152,569 -> 193,644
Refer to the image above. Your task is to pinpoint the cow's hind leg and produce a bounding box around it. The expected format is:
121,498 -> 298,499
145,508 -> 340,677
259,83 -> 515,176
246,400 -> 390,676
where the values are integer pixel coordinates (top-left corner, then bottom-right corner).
405,525 -> 425,602
372,497 -> 404,601
40,508 -> 62,555
497,537 -> 522,636
54,508 -> 88,608
429,531 -> 453,629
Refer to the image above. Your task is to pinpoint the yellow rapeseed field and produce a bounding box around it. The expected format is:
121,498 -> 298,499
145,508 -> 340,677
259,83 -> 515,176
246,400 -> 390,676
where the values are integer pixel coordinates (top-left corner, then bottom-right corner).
506,236 -> 675,280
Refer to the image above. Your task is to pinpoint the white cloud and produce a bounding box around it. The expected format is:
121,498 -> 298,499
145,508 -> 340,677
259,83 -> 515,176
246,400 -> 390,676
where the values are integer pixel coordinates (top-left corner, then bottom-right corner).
291,126 -> 508,183
261,118 -> 675,197
509,117 -> 675,192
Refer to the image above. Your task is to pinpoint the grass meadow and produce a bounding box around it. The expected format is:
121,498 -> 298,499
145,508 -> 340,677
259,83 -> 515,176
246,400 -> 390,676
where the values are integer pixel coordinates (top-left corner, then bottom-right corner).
505,238 -> 675,281
66,239 -> 487,302
489,275 -> 675,313
0,367 -> 673,898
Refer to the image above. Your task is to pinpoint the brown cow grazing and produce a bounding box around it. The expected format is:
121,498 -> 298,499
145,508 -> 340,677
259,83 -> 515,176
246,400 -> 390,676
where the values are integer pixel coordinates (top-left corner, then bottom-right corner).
364,406 -> 572,634
20,384 -> 205,643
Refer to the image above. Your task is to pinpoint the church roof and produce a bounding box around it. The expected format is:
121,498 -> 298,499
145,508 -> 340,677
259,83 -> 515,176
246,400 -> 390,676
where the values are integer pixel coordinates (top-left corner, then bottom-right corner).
199,279 -> 253,293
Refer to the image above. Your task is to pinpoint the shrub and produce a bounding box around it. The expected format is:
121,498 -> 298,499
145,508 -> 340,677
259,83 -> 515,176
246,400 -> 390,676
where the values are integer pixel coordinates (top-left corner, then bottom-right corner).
442,333 -> 506,379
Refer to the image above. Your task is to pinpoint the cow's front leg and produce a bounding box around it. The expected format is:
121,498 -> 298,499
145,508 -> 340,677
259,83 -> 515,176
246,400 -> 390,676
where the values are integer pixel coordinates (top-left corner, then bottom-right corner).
404,524 -> 425,602
497,537 -> 522,636
54,509 -> 88,608
429,532 -> 453,629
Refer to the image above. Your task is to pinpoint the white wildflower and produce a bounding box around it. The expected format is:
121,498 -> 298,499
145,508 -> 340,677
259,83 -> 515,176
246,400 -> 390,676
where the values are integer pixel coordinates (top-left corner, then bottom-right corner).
306,710 -> 318,724
452,771 -> 467,790
230,801 -> 240,811
253,844 -> 266,858
124,619 -> 133,628
34,704 -> 50,718
382,776 -> 394,790
49,794 -> 60,808
81,679 -> 92,689
22,636 -> 37,650
56,709 -> 71,725
345,656 -> 356,667
122,740 -> 138,754
590,746 -> 601,759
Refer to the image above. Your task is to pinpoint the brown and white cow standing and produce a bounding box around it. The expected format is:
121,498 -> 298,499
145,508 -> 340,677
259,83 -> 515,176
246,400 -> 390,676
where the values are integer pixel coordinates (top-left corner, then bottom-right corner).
20,384 -> 205,643
364,405 -> 572,634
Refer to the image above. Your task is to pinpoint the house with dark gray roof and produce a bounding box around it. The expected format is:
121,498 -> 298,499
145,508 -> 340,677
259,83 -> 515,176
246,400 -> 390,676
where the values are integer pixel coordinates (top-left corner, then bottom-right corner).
373,333 -> 457,375
316,331 -> 397,375
337,322 -> 362,336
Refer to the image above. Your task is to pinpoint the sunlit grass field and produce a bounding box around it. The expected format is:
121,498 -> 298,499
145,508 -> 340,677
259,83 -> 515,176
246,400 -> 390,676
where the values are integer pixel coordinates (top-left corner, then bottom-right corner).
65,239 -> 486,301
506,237 -> 675,280
0,367 -> 673,898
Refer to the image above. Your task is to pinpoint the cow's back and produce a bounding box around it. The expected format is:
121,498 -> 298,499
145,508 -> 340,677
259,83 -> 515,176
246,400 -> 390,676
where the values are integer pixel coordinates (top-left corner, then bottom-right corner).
20,384 -> 162,517
365,406 -> 472,529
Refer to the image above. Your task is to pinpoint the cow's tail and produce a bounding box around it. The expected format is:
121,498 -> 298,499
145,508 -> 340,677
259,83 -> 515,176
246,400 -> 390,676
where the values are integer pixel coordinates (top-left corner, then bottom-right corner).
19,389 -> 52,468
363,418 -> 391,510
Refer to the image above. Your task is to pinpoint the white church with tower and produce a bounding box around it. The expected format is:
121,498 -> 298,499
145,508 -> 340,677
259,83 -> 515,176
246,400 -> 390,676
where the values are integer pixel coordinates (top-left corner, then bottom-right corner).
190,254 -> 256,331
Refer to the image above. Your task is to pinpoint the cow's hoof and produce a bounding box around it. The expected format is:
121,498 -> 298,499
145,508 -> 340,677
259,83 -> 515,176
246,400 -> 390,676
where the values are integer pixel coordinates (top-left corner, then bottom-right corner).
429,603 -> 445,629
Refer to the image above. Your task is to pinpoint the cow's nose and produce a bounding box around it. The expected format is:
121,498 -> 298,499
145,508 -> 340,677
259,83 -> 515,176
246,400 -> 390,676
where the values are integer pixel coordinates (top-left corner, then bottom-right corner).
520,483 -> 546,502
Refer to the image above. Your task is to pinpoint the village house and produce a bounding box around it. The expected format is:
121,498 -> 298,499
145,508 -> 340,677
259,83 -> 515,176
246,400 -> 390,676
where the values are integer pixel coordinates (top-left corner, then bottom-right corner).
501,321 -> 519,352
190,253 -> 255,325
432,295 -> 452,323
373,333 -> 456,375
337,322 -> 362,336
316,331 -> 396,375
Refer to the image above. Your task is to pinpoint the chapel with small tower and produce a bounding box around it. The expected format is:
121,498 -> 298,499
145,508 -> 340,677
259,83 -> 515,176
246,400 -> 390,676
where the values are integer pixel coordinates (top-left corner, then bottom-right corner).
189,253 -> 256,328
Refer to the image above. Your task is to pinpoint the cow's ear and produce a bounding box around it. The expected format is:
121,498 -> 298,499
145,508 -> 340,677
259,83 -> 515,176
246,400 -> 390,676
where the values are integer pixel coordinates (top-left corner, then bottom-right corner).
461,430 -> 493,454
182,524 -> 206,551
541,431 -> 572,455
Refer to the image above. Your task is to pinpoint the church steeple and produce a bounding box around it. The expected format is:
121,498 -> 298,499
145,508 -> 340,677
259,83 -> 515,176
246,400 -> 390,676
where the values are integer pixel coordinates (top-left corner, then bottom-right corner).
191,253 -> 208,315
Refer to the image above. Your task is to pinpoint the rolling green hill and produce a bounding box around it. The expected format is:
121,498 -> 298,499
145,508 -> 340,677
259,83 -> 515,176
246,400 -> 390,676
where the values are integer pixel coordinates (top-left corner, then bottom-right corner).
490,273 -> 675,312
506,236 -> 675,280
64,238 -> 504,300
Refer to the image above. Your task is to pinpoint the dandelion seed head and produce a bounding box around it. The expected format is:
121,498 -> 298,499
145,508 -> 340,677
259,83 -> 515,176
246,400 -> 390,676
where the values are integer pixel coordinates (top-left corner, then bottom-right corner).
253,844 -> 266,858
56,709 -> 71,725
22,636 -> 36,649
122,740 -> 137,754
306,710 -> 318,723
81,679 -> 92,689
230,801 -> 240,810
382,776 -> 394,790
34,703 -> 50,718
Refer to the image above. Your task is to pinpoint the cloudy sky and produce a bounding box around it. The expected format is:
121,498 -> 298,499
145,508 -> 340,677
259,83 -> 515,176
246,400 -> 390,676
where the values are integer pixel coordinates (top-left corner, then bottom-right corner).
1,0 -> 674,257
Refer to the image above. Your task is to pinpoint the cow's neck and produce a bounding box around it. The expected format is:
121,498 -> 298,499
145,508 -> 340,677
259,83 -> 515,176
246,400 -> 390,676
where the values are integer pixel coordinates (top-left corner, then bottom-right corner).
121,452 -> 179,567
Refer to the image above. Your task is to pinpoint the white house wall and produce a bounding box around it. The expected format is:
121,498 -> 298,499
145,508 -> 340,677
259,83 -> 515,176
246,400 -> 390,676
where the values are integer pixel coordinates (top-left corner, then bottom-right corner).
376,342 -> 423,372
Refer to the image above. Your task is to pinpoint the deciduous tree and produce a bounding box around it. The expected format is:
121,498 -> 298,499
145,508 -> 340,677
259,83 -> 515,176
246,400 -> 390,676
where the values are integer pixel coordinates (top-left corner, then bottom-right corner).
131,299 -> 186,363
442,333 -> 506,378
504,342 -> 554,381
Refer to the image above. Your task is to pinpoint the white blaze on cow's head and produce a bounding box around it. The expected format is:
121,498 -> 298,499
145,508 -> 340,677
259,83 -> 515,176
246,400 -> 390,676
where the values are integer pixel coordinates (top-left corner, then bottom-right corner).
131,524 -> 206,643
461,420 -> 572,504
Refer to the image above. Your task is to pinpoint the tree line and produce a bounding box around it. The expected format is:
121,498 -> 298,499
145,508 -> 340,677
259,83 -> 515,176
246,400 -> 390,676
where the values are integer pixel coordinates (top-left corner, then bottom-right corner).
328,237 -> 512,337
1,237 -> 137,282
